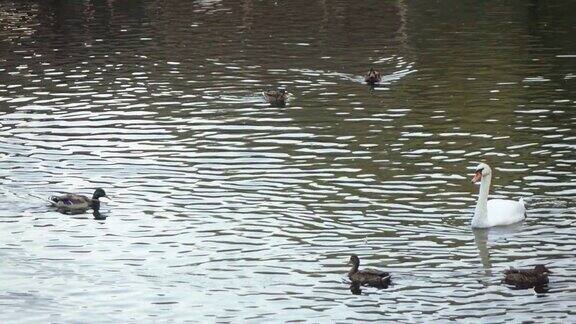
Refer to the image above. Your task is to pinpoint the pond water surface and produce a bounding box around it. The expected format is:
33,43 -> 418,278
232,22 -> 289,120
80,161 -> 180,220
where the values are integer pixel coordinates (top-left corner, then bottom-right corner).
0,0 -> 575,322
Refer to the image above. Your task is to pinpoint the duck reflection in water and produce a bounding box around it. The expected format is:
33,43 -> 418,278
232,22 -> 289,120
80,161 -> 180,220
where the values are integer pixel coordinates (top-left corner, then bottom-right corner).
93,210 -> 107,220
350,282 -> 362,295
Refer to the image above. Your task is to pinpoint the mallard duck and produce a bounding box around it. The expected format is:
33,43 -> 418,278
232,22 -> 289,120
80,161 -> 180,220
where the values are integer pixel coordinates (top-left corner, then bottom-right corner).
263,89 -> 287,105
364,67 -> 381,84
49,188 -> 108,213
347,254 -> 391,288
503,265 -> 551,289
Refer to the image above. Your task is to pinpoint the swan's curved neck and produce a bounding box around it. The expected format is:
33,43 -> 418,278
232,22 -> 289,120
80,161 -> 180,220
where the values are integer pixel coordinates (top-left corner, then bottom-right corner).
472,173 -> 492,227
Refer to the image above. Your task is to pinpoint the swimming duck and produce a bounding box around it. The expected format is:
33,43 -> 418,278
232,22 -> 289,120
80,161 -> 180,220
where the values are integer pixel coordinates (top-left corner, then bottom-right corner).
503,265 -> 551,289
471,163 -> 526,228
263,89 -> 287,105
49,188 -> 108,213
364,67 -> 381,85
347,254 -> 391,288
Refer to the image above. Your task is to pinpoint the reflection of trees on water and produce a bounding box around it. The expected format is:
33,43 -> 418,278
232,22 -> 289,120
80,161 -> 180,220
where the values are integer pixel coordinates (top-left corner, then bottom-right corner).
2,1 -> 574,58
1,0 -> 574,192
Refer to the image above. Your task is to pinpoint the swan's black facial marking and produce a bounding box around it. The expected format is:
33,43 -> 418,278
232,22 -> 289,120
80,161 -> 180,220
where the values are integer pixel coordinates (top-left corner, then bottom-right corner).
471,168 -> 483,183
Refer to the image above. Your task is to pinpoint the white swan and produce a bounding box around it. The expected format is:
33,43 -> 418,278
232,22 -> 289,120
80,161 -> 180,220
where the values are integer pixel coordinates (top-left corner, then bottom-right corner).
471,163 -> 526,228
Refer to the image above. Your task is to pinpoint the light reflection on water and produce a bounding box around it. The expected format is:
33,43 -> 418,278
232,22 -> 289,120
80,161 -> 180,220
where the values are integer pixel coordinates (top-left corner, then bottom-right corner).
0,0 -> 575,322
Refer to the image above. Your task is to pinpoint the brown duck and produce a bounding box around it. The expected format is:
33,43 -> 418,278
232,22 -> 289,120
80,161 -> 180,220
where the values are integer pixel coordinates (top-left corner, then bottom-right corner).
503,265 -> 551,289
347,254 -> 391,288
262,89 -> 287,105
364,67 -> 381,85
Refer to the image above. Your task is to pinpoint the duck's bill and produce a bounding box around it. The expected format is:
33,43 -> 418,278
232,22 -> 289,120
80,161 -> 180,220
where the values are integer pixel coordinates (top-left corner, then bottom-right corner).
103,195 -> 112,200
471,172 -> 482,183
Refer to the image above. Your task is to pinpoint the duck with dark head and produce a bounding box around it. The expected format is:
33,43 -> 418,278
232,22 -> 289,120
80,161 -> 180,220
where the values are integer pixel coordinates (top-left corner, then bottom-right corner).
263,88 -> 288,106
364,67 -> 381,85
347,254 -> 391,288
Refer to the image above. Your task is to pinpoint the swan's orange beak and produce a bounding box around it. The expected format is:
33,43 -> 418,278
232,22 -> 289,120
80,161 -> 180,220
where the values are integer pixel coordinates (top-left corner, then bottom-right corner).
471,171 -> 482,183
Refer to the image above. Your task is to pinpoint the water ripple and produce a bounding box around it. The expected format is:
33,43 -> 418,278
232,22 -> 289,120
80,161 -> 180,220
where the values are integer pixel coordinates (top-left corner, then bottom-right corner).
0,0 -> 575,322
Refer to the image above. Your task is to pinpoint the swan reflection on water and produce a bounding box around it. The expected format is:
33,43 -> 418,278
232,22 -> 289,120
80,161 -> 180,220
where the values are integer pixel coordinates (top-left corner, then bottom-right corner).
473,222 -> 525,277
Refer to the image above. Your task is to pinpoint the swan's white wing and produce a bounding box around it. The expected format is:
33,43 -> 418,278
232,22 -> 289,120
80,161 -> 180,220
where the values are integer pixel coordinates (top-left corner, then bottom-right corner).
486,199 -> 526,227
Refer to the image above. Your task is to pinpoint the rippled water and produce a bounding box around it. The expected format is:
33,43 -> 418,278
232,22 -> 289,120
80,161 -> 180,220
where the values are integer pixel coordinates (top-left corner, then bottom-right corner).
1,0 -> 575,322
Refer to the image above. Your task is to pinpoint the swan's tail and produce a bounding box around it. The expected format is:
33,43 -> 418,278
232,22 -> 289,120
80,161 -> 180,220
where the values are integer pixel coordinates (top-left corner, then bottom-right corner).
519,197 -> 527,218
